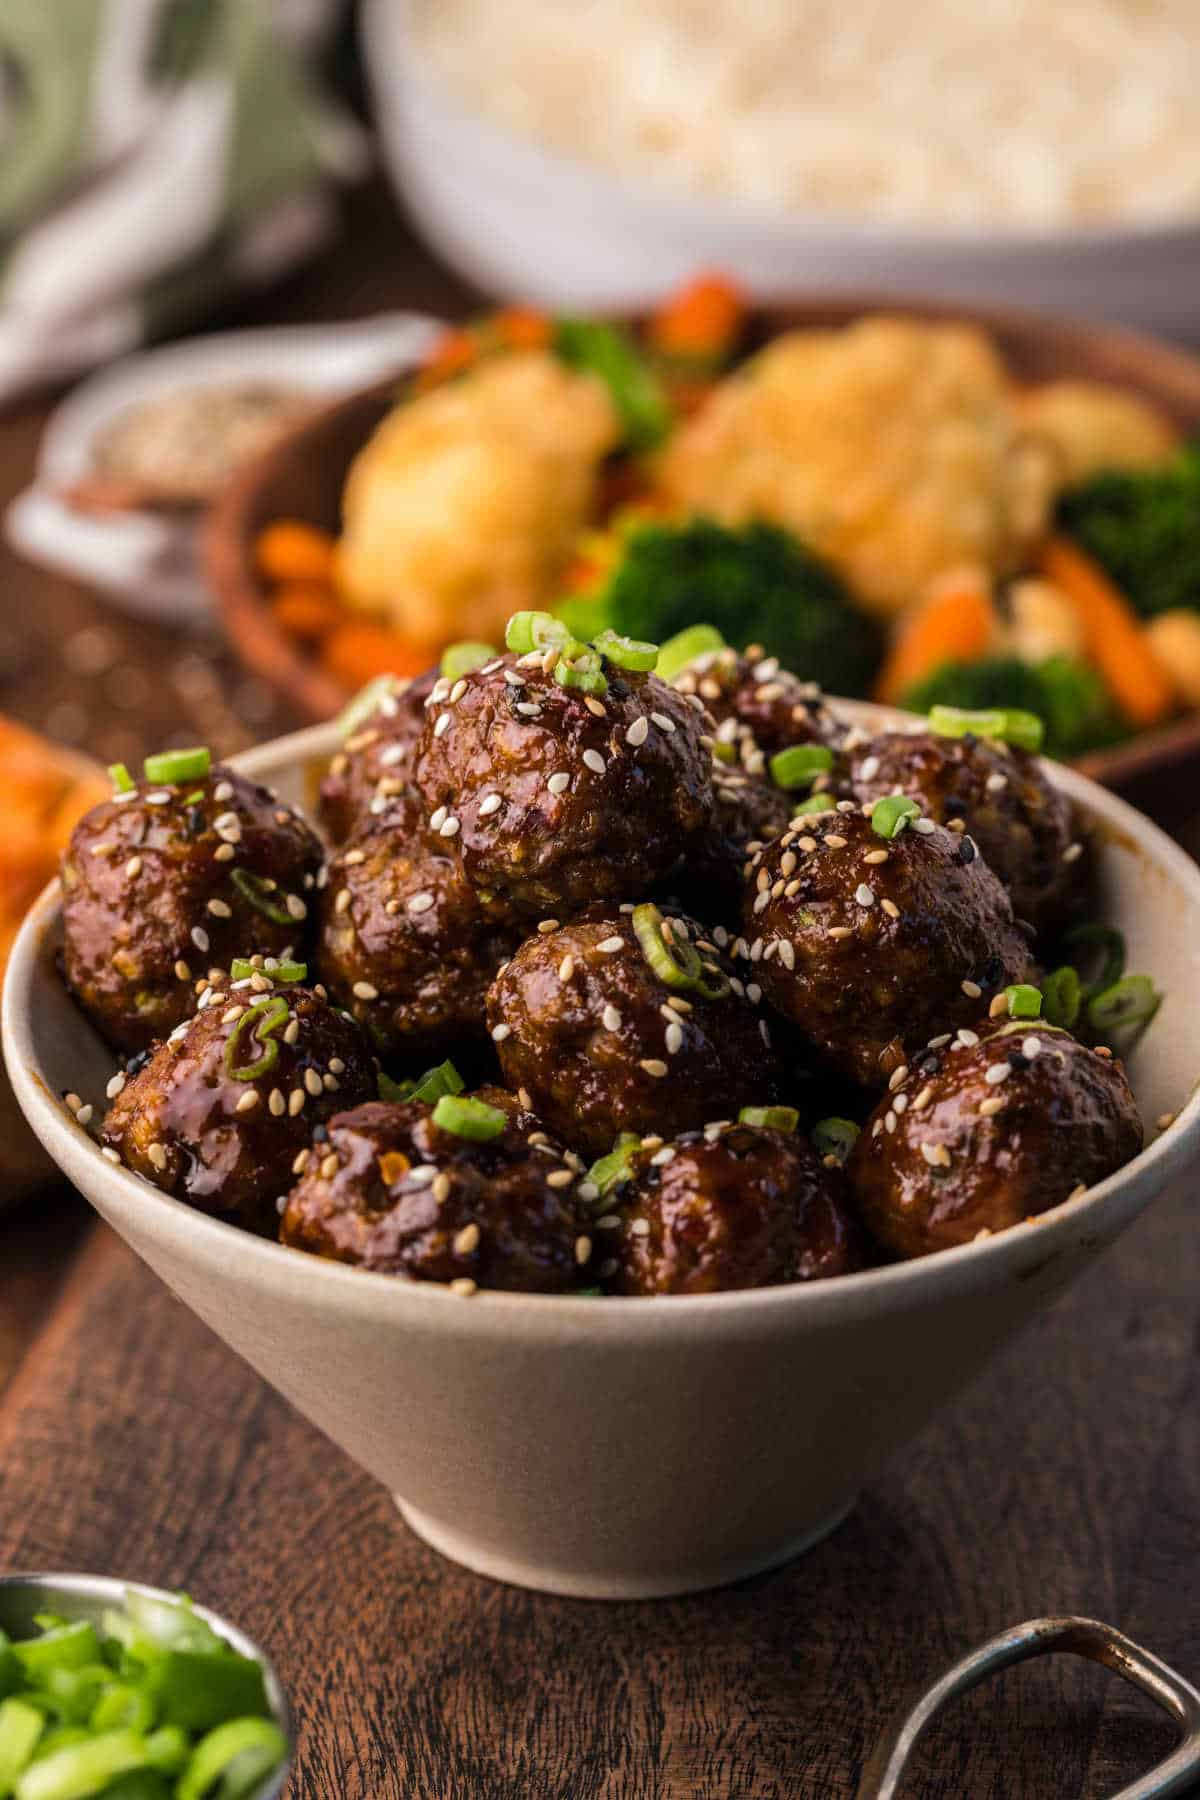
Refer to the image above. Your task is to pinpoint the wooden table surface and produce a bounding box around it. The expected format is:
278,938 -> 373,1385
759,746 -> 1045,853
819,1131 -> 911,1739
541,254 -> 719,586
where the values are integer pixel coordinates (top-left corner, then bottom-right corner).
3,182 -> 1200,1799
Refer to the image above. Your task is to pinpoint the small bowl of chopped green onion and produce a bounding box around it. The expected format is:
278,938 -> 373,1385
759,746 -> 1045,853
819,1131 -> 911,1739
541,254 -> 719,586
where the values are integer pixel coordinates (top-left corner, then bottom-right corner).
0,1576 -> 290,1800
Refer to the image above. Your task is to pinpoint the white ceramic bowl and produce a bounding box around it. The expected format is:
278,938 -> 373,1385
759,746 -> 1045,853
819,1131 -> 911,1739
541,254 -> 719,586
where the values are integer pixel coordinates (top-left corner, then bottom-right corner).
7,713 -> 1200,1598
365,0 -> 1200,338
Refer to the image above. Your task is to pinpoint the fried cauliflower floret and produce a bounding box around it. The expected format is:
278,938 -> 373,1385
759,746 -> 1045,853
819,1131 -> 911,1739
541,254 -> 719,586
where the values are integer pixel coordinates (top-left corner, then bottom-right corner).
1016,380 -> 1179,485
334,351 -> 619,650
654,317 -> 1059,617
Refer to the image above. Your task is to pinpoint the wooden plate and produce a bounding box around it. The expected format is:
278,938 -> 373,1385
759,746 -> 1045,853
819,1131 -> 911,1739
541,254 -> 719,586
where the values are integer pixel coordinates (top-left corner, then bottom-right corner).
203,295 -> 1200,807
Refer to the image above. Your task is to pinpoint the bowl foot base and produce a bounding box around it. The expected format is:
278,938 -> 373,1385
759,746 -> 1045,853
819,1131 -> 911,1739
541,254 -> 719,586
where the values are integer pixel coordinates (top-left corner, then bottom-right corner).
393,1494 -> 858,1599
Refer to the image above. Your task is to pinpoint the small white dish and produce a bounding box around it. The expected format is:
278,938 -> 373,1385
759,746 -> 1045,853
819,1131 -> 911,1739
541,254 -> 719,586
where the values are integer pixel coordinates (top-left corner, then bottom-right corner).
4,313 -> 441,623
6,708 -> 1200,1598
367,0 -> 1200,338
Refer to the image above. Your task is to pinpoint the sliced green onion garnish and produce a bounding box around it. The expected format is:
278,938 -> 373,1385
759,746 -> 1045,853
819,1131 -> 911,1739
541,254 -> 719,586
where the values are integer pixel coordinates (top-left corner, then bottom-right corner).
0,1699 -> 44,1790
108,763 -> 135,795
223,996 -> 288,1082
812,1118 -> 860,1164
504,611 -> 570,654
335,673 -> 396,738
377,1072 -> 413,1103
632,903 -> 728,1001
768,745 -> 835,791
928,704 -> 1045,754
587,1133 -> 641,1196
554,645 -> 609,695
409,1060 -> 465,1104
870,795 -> 922,840
432,1094 -> 506,1141
230,867 -> 293,925
592,628 -> 659,672
790,792 -> 838,816
176,1718 -> 288,1800
738,1105 -> 799,1132
143,748 -> 210,787
1087,975 -> 1161,1035
1003,984 -> 1043,1020
440,641 -> 496,679
1065,923 -> 1125,997
655,624 -> 725,683
15,1728 -> 151,1799
1041,965 -> 1082,1030
229,958 -> 306,984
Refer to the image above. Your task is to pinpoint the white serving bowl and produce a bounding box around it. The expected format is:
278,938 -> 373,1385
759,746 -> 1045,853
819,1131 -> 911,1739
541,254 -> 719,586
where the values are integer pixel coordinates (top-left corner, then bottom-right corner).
365,0 -> 1200,338
7,712 -> 1200,1598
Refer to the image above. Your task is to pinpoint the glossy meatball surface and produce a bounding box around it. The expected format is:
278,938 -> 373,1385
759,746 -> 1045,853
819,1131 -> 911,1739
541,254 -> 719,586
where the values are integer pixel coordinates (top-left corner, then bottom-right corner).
318,823 -> 520,1058
606,1122 -> 861,1294
411,652 -> 713,917
486,908 -> 783,1157
279,1097 -> 589,1292
744,802 -> 1033,1088
102,979 -> 375,1234
849,1025 -> 1142,1258
678,763 -> 793,921
670,647 -> 846,763
317,669 -> 437,845
850,729 -> 1086,932
63,766 -> 323,1054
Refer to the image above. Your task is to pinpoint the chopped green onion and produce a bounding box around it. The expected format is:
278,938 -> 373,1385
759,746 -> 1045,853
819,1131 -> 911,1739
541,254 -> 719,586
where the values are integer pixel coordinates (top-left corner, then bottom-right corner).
632,903 -> 728,1001
0,1699 -> 45,1791
554,646 -> 608,696
1087,975 -> 1161,1036
553,318 -> 671,452
108,763 -> 135,795
655,624 -> 725,683
377,1072 -> 413,1103
230,867 -> 293,925
146,1654 -> 268,1735
1065,923 -> 1125,997
142,748 -> 211,787
587,1133 -> 641,1196
229,958 -> 306,985
768,745 -> 835,790
504,612 -> 569,654
432,1094 -> 506,1141
175,1719 -> 288,1800
1004,984 -> 1043,1020
89,1685 -> 156,1735
592,628 -> 659,672
336,674 -> 395,738
870,795 -> 922,840
790,792 -> 838,816
928,704 -> 1045,754
440,641 -> 496,680
12,1625 -> 100,1683
813,1118 -> 860,1164
15,1727 -> 151,1800
223,996 -> 288,1082
1041,965 -> 1082,1031
738,1106 -> 799,1132
409,1061 -> 465,1104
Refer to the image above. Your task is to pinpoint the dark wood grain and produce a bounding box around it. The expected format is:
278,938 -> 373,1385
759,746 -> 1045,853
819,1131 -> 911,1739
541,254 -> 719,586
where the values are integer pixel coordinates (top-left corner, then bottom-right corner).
4,180 -> 1200,1798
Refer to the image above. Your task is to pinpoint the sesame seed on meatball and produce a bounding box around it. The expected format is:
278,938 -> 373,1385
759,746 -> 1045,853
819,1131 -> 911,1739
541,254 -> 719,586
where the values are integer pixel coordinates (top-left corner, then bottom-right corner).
317,669 -> 438,846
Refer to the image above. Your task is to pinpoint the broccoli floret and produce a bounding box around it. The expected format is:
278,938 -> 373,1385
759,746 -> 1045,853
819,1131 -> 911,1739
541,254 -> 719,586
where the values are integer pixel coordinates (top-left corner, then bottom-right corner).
594,517 -> 882,696
902,656 -> 1129,761
1056,443 -> 1200,618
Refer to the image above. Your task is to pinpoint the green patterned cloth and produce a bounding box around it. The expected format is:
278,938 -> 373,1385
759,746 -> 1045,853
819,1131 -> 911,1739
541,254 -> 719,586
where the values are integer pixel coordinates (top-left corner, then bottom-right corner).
0,0 -> 365,401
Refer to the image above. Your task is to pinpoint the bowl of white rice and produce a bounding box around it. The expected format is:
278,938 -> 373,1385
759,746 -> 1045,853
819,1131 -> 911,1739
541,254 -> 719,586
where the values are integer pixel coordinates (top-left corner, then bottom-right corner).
366,0 -> 1200,336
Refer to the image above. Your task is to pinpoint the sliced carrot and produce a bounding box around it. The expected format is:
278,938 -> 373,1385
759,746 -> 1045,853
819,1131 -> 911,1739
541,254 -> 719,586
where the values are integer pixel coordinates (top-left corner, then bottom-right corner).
414,328 -> 477,393
255,520 -> 336,586
271,585 -> 342,644
322,622 -> 431,691
492,306 -> 552,351
1038,534 -> 1175,727
875,579 -> 997,705
648,272 -> 746,360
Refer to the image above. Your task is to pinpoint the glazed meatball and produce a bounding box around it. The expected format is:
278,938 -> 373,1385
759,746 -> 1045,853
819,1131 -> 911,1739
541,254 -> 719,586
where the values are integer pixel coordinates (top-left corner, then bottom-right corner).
849,1025 -> 1143,1258
102,979 -> 375,1234
318,823 -> 520,1059
744,801 -> 1033,1089
670,646 -> 846,762
63,766 -> 323,1054
280,1097 -> 589,1292
606,1122 -> 861,1294
486,908 -> 784,1157
850,729 -> 1087,932
317,669 -> 437,845
411,652 -> 713,917
677,762 -> 793,921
